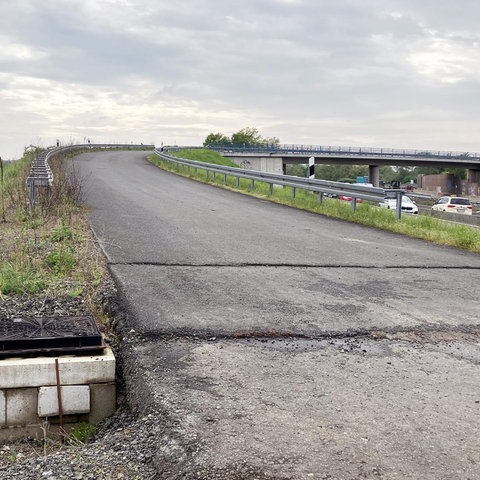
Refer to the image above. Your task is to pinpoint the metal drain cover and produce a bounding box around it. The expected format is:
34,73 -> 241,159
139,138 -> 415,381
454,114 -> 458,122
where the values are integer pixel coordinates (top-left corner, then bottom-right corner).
0,316 -> 105,358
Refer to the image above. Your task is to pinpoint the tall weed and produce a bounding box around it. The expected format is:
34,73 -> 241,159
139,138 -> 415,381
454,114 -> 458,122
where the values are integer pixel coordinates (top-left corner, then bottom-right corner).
0,262 -> 45,295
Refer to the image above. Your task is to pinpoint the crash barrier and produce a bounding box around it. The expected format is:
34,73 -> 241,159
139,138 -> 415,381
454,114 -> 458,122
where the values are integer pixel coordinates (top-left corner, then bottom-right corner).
154,148 -> 407,219
26,143 -> 154,205
26,149 -> 53,205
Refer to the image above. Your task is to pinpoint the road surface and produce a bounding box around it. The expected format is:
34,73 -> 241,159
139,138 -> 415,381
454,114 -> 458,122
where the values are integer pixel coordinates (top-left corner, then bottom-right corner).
77,150 -> 480,480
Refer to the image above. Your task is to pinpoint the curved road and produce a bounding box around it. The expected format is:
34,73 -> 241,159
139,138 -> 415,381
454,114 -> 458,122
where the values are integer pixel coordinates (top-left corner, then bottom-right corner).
78,151 -> 480,479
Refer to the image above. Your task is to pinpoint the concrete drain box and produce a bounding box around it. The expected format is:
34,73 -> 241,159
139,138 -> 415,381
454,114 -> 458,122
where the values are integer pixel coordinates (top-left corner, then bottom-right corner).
0,316 -> 105,358
0,316 -> 116,441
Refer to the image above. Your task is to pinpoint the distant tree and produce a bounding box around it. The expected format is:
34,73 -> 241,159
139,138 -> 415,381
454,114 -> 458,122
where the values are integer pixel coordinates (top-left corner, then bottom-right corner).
379,166 -> 397,183
203,132 -> 231,147
315,164 -> 368,182
447,168 -> 467,179
285,164 -> 308,177
264,136 -> 280,147
415,166 -> 446,176
231,127 -> 264,147
415,166 -> 466,179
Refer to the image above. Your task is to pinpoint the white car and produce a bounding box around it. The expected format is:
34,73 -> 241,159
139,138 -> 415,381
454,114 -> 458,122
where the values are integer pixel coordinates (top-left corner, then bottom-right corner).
431,196 -> 473,215
379,195 -> 418,214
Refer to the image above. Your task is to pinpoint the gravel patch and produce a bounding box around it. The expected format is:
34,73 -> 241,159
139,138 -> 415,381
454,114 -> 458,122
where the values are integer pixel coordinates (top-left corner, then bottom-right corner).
0,282 -> 162,480
0,411 -> 160,479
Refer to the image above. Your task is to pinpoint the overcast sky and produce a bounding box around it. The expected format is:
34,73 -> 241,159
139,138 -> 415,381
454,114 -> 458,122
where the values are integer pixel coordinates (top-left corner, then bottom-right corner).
1,0 -> 479,159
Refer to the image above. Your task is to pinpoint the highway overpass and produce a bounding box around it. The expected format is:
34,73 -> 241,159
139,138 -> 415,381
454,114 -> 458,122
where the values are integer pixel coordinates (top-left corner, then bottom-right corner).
211,144 -> 480,186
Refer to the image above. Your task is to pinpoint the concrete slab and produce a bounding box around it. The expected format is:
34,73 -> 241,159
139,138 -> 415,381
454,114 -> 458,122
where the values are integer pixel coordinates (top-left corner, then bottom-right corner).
6,388 -> 38,426
89,383 -> 116,424
129,336 -> 480,479
38,386 -> 90,417
0,348 -> 115,389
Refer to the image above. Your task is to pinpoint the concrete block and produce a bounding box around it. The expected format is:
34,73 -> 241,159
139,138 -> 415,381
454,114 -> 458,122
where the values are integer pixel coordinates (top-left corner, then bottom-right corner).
6,388 -> 38,426
0,390 -> 5,426
38,385 -> 90,417
89,382 -> 116,424
0,348 -> 115,389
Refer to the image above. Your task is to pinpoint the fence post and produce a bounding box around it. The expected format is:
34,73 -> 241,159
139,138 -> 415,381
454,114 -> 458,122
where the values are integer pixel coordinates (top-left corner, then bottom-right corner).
395,191 -> 403,220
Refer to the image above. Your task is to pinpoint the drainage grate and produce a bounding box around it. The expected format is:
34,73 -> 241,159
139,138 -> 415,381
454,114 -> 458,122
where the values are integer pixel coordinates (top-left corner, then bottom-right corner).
0,316 -> 105,358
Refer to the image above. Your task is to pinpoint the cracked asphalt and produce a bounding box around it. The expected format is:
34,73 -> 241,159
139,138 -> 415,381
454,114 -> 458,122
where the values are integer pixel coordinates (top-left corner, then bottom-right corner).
77,151 -> 480,479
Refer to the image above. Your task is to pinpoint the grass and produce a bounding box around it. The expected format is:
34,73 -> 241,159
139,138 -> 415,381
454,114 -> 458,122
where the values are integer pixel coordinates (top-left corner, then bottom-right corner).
170,148 -> 239,167
0,149 -> 109,316
0,262 -> 46,295
68,422 -> 98,444
149,149 -> 480,253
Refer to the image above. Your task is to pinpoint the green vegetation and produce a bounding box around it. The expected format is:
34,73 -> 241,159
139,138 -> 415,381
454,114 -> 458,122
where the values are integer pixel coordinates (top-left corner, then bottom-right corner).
203,126 -> 279,148
0,262 -> 45,295
170,148 -> 239,167
0,148 -> 108,310
68,422 -> 98,444
149,149 -> 480,253
0,447 -> 17,463
284,163 -> 468,185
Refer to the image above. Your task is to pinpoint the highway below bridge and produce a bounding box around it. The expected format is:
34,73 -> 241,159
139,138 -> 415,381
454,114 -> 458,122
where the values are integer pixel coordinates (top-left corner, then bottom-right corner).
78,150 -> 480,479
214,144 -> 480,186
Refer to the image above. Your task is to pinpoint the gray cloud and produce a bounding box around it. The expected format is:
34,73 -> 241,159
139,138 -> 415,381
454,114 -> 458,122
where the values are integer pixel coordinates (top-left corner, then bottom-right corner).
1,0 -> 480,159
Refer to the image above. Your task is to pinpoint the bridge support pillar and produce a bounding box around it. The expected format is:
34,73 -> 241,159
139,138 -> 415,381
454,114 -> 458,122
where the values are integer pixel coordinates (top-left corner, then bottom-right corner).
467,169 -> 480,183
368,165 -> 380,187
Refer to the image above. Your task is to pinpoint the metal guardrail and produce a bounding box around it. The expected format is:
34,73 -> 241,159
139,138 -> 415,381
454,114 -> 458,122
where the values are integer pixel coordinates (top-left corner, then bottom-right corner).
27,143 -> 154,205
155,148 -> 407,219
206,144 -> 480,161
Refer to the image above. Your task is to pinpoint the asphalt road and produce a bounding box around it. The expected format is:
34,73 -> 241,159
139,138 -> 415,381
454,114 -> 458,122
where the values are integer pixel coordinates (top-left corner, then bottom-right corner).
78,151 -> 480,480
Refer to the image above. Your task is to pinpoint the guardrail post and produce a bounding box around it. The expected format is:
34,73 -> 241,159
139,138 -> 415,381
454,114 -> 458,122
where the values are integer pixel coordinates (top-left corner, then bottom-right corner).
27,178 -> 35,206
352,198 -> 357,211
395,191 -> 403,220
318,192 -> 323,204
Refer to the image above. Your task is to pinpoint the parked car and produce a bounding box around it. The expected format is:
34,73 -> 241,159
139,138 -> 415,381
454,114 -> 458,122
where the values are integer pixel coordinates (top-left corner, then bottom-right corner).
379,195 -> 418,214
337,195 -> 363,203
431,196 -> 473,215
325,194 -> 363,203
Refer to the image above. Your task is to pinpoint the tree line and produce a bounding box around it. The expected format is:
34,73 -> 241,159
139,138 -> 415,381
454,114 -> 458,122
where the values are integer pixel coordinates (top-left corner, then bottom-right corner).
203,127 -> 280,148
285,164 -> 467,184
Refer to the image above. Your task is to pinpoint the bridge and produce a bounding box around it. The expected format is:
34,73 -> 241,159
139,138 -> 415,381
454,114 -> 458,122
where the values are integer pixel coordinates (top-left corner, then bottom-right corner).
208,144 -> 480,186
